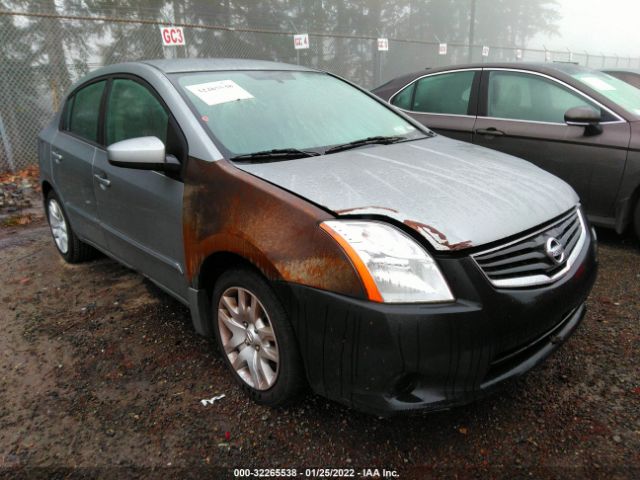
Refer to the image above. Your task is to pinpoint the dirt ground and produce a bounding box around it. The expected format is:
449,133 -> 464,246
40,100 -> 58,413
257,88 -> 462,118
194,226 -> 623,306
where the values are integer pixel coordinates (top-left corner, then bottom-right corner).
0,211 -> 639,479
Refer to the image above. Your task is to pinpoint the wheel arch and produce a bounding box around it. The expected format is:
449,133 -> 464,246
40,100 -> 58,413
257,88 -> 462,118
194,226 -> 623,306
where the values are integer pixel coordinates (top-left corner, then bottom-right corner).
187,247 -> 284,338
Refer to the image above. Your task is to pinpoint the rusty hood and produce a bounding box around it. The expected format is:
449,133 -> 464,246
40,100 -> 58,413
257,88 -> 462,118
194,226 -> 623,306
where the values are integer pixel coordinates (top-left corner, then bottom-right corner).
234,136 -> 579,251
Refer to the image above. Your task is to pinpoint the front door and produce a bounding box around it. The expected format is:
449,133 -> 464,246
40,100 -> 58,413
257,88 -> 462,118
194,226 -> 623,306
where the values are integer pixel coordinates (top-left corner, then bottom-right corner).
93,77 -> 187,300
473,70 -> 630,223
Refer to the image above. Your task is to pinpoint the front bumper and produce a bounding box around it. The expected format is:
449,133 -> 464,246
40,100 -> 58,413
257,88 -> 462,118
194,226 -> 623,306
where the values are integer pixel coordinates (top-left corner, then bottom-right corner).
274,226 -> 598,416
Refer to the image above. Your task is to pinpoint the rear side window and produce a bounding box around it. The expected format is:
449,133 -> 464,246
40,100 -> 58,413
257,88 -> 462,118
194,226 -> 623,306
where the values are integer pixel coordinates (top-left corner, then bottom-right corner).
391,84 -> 415,110
487,71 -> 598,123
105,79 -> 169,146
412,71 -> 476,115
67,81 -> 106,143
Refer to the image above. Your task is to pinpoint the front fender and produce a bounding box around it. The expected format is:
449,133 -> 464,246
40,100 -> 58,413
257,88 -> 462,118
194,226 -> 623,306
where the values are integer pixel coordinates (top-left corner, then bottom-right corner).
182,158 -> 365,299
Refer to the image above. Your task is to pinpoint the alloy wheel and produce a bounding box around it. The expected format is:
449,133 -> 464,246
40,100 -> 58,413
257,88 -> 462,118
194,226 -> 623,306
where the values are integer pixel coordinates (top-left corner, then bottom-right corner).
217,287 -> 280,390
47,199 -> 69,254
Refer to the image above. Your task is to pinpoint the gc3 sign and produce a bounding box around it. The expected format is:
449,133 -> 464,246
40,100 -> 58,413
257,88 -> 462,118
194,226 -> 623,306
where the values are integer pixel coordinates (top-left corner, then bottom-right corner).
160,26 -> 185,46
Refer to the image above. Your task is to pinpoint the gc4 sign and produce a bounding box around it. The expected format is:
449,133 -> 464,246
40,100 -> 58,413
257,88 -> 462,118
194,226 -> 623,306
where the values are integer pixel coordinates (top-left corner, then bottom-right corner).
293,34 -> 309,50
160,26 -> 185,46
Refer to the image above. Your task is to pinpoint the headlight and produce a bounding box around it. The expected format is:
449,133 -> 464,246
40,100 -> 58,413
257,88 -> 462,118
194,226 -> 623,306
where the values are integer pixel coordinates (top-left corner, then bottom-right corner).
320,220 -> 454,303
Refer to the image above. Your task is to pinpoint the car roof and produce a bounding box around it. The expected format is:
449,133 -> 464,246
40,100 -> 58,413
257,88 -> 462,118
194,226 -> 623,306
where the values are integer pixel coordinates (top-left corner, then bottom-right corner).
401,62 -> 595,78
141,58 -> 316,73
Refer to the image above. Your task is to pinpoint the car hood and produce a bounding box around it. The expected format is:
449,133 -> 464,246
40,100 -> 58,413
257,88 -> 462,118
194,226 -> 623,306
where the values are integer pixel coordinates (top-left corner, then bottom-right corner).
235,136 -> 579,251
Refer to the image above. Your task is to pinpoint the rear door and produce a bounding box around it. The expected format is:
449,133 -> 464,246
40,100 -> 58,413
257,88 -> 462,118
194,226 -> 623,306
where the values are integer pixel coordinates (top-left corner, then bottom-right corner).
93,76 -> 188,300
473,69 -> 630,223
51,79 -> 107,246
389,69 -> 480,142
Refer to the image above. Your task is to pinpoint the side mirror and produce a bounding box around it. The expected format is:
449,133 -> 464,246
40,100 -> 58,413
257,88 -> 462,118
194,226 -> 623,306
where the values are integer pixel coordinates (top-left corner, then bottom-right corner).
564,107 -> 603,135
107,136 -> 180,172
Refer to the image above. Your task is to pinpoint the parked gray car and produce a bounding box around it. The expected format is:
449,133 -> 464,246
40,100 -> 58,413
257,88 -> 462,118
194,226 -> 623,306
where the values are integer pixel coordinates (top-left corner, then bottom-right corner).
38,59 -> 597,415
373,63 -> 640,239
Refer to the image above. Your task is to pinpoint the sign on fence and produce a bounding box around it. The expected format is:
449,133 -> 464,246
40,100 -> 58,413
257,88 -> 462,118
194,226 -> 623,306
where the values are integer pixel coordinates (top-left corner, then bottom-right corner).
545,50 -> 552,62
160,26 -> 185,46
294,34 -> 309,50
377,38 -> 389,51
482,46 -> 490,57
438,43 -> 447,55
516,49 -> 523,60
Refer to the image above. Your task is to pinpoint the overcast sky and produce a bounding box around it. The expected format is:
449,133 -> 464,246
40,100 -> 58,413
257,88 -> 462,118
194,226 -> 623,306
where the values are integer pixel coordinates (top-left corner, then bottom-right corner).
530,0 -> 640,57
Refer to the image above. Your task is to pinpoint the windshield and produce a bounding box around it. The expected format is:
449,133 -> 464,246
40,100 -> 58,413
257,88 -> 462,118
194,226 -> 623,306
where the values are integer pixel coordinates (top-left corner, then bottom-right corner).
571,70 -> 640,117
174,70 -> 424,156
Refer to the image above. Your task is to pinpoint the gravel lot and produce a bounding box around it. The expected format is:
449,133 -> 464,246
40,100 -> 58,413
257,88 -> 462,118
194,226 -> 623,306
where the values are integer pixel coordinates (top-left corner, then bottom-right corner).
0,211 -> 639,479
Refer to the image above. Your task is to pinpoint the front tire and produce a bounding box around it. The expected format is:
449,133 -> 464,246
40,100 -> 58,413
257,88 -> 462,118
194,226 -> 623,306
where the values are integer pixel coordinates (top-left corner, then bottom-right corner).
45,190 -> 95,263
212,267 -> 305,406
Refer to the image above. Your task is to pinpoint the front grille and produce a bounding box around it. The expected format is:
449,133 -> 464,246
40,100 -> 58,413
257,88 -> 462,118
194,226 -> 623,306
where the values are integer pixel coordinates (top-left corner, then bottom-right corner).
472,208 -> 586,288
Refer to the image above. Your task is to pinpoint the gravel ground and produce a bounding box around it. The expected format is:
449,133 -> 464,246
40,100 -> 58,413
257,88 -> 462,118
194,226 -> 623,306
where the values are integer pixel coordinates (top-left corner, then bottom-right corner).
0,213 -> 638,479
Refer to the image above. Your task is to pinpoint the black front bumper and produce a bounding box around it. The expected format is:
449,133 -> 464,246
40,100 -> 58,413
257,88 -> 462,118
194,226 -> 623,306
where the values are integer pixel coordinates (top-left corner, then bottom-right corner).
274,227 -> 598,416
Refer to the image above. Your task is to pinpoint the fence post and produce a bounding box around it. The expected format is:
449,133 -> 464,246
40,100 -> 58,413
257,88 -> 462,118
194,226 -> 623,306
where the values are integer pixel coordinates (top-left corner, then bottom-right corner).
0,111 -> 16,173
0,72 -> 16,172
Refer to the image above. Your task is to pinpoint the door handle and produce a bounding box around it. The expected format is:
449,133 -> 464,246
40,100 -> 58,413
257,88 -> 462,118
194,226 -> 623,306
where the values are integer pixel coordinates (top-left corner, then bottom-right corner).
475,128 -> 505,137
52,151 -> 63,164
94,173 -> 111,188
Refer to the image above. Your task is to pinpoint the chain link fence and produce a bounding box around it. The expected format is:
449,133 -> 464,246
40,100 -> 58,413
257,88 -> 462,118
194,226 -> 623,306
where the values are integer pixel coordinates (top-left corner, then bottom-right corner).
1,9 -> 639,173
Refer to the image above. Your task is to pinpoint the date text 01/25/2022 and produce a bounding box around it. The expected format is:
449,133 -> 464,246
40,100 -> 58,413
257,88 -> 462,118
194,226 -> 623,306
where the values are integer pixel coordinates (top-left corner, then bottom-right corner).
232,468 -> 400,478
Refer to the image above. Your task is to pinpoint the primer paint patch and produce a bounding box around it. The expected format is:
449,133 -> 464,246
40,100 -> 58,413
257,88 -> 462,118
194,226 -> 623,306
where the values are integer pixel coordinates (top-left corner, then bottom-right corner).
186,80 -> 254,106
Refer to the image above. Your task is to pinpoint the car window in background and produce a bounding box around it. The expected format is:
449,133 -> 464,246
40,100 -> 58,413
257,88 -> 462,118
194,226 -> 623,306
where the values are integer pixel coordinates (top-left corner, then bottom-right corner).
487,71 -> 597,123
105,79 -> 169,146
572,71 -> 640,117
391,83 -> 415,110
175,71 -> 422,156
67,81 -> 106,143
412,71 -> 475,115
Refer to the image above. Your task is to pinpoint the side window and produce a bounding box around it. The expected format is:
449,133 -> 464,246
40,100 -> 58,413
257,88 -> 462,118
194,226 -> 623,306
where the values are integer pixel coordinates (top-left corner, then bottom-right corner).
391,83 -> 415,110
487,71 -> 598,123
67,81 -> 106,142
412,71 -> 476,115
105,79 -> 169,146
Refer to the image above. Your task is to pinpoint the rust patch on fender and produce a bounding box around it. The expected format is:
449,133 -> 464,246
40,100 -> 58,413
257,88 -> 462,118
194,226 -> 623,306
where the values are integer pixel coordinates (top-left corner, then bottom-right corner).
404,219 -> 472,251
183,158 -> 364,298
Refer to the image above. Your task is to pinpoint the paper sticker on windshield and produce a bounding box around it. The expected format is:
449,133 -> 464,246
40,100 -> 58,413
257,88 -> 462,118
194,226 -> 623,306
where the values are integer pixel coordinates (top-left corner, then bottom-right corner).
185,80 -> 254,106
580,76 -> 616,91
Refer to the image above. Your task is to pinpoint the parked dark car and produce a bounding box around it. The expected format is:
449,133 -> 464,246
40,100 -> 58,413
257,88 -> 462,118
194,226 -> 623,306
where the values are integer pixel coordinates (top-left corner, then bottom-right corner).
602,68 -> 640,89
38,59 -> 597,415
373,63 -> 640,239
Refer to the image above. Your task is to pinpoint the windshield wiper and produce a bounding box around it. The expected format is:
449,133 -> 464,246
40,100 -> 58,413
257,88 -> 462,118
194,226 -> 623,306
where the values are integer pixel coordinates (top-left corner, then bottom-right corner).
230,148 -> 320,162
324,135 -> 407,154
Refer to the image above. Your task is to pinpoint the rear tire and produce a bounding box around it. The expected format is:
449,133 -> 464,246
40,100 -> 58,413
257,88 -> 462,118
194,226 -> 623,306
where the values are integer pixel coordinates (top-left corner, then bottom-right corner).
212,266 -> 305,406
45,190 -> 96,263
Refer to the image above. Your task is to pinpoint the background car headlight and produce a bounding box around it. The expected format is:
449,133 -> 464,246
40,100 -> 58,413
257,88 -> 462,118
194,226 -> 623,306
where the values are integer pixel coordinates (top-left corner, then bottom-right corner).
320,220 -> 454,303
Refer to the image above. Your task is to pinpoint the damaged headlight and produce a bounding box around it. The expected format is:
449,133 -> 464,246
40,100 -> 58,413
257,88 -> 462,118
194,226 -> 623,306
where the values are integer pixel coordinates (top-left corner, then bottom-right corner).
320,220 -> 454,303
